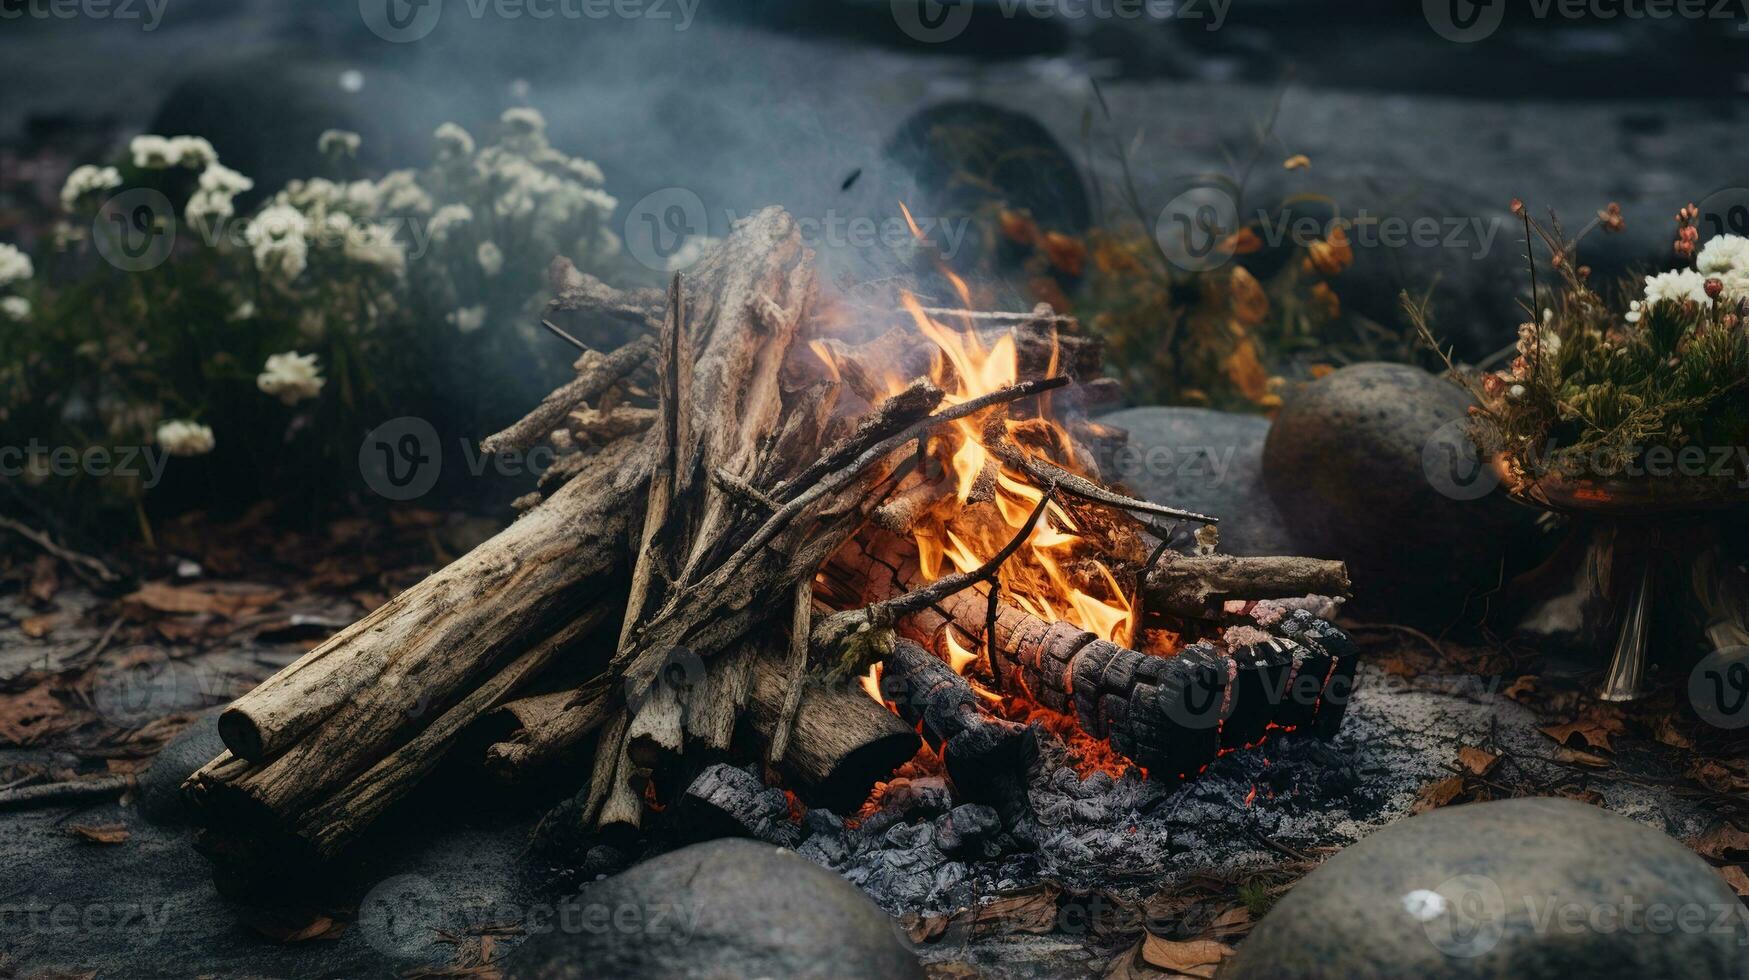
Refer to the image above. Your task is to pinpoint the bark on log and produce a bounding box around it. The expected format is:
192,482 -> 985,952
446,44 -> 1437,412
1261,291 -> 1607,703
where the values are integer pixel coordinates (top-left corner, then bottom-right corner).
1143,554 -> 1351,619
744,655 -> 920,813
881,640 -> 1036,822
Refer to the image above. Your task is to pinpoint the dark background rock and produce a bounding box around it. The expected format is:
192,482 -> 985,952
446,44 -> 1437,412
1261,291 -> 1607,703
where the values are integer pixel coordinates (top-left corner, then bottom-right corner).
1225,797 -> 1749,980
505,838 -> 923,980
1262,363 -> 1535,623
1098,406 -> 1295,556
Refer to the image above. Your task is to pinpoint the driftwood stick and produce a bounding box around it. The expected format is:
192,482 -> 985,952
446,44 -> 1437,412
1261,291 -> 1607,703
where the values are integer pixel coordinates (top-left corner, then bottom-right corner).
479,335 -> 657,455
0,774 -> 134,812
483,677 -> 613,780
1143,554 -> 1352,619
765,579 -> 815,766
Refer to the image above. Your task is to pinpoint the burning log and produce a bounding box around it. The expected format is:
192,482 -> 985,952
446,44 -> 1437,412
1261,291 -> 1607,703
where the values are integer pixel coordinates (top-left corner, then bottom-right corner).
880,640 -> 1037,823
677,763 -> 800,847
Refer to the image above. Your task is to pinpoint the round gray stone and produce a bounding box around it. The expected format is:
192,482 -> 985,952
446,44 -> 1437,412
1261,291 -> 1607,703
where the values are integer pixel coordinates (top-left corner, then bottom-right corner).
136,706 -> 226,826
1226,798 -> 1749,980
505,838 -> 923,980
1097,407 -> 1294,556
1261,362 -> 1533,620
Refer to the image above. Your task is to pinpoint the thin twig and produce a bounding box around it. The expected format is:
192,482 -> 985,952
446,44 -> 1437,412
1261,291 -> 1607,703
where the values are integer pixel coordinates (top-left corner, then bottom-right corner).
983,424 -> 1217,525
986,569 -> 1003,688
539,318 -> 590,353
766,579 -> 814,765
0,774 -> 133,812
721,376 -> 1070,584
0,517 -> 121,584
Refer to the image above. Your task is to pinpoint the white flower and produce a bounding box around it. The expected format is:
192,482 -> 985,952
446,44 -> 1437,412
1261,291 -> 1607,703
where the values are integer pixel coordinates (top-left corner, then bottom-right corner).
198,163 -> 254,196
229,301 -> 256,322
1698,235 -> 1749,277
1507,384 -> 1526,400
434,122 -> 475,159
447,305 -> 487,333
1625,300 -> 1643,325
256,351 -> 325,405
429,204 -> 473,242
156,419 -> 215,457
501,107 -> 546,134
245,204 -> 310,284
1641,269 -> 1713,308
318,129 -> 362,158
563,156 -> 605,186
185,189 -> 235,226
0,296 -> 29,322
59,165 -> 122,210
477,240 -> 503,277
342,222 -> 407,276
0,243 -> 33,288
130,134 -> 176,169
376,169 -> 431,214
167,136 -> 217,168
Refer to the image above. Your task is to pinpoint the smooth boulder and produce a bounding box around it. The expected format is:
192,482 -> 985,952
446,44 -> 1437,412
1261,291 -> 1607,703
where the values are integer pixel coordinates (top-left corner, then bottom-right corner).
1262,362 -> 1532,620
1098,407 -> 1295,556
1226,798 -> 1749,980
505,838 -> 923,980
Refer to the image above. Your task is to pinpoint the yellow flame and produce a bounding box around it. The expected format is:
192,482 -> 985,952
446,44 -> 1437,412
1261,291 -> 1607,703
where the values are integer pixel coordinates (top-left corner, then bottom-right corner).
942,630 -> 981,676
859,662 -> 884,706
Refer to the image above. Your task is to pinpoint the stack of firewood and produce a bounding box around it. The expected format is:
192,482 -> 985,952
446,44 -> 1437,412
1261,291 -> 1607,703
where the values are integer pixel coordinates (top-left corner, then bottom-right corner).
182,209 -> 1356,884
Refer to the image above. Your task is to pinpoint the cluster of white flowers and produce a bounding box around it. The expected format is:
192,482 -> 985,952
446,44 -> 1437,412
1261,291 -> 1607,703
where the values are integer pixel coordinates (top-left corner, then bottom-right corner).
1697,234 -> 1749,304
256,351 -> 325,405
59,165 -> 122,210
429,203 -> 473,242
318,129 -> 362,158
186,161 -> 255,226
1,296 -> 29,322
0,243 -> 32,288
341,220 -> 407,276
130,134 -> 216,170
245,204 -> 311,285
156,419 -> 215,457
1638,269 -> 1713,313
434,122 -> 475,160
376,169 -> 433,215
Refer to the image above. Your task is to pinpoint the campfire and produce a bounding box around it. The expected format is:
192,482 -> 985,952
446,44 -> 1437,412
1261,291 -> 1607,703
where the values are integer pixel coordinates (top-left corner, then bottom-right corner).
181,209 -> 1359,888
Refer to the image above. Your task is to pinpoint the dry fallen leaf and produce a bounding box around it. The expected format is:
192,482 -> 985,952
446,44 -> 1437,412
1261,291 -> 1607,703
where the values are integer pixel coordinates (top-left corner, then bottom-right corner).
1540,712 -> 1625,754
1502,675 -> 1539,704
20,614 -> 58,639
1456,746 -> 1500,776
1692,824 -> 1749,860
0,681 -> 86,747
1690,759 -> 1749,795
1282,154 -> 1311,171
1206,905 -> 1252,939
1552,747 -> 1610,768
1412,775 -> 1466,813
123,581 -> 283,620
1720,866 -> 1749,897
248,913 -> 346,943
67,823 -> 129,845
1140,935 -> 1234,978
